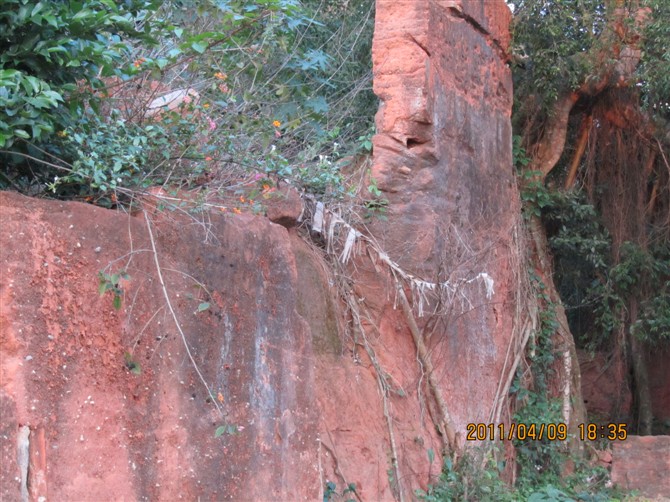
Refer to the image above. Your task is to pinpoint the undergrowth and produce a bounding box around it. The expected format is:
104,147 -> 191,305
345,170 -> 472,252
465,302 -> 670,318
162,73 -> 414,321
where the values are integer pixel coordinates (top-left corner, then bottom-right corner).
1,0 -> 377,210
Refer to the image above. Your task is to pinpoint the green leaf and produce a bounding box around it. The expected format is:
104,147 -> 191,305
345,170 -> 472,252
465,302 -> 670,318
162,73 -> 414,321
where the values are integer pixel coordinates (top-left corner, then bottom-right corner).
72,8 -> 94,22
0,69 -> 21,81
305,96 -> 329,114
43,14 -> 58,27
197,302 -> 210,312
191,41 -> 208,54
31,2 -> 44,18
22,76 -> 43,94
215,424 -> 239,437
113,294 -> 122,310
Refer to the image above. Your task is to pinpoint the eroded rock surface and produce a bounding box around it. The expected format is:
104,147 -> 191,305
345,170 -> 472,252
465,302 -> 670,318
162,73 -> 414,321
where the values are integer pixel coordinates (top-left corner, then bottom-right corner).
0,192 -> 322,500
0,189 -> 465,500
0,1 -> 535,499
369,0 -> 520,443
611,436 -> 670,498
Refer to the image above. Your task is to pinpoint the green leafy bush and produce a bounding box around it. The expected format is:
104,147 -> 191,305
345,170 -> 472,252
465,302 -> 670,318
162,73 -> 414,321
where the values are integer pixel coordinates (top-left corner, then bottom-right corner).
632,293 -> 670,343
418,453 -> 512,502
0,69 -> 63,146
1,0 -> 376,202
639,0 -> 670,119
593,241 -> 670,346
512,0 -> 606,104
0,0 -> 158,149
47,104 -> 215,200
536,190 -> 670,350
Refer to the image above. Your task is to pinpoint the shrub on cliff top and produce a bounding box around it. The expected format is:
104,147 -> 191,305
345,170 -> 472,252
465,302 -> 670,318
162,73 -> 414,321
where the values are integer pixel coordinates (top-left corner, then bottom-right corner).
1,0 -> 376,203
0,0 -> 159,149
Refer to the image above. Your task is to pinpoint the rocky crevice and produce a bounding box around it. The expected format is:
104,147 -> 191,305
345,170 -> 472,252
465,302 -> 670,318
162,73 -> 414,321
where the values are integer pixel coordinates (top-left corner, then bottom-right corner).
445,3 -> 509,62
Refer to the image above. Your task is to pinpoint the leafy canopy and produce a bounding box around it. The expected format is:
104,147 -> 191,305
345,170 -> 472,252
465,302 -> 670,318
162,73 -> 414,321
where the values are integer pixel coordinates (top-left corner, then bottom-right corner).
0,0 -> 159,148
1,0 -> 376,202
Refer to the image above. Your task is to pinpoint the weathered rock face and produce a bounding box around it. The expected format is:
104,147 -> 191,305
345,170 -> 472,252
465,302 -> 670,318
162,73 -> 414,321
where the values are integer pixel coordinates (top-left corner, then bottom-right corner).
3,1 -> 665,499
0,192 -> 322,500
0,190 -> 464,500
580,348 -> 670,435
0,1 -> 533,500
370,0 -> 519,439
611,436 -> 670,498
580,350 -> 633,422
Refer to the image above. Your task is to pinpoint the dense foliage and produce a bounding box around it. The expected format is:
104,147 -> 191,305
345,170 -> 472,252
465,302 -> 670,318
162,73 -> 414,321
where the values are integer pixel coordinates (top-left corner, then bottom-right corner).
639,0 -> 670,119
512,0 -> 607,104
513,0 -> 670,440
0,0 -> 375,201
0,0 -> 159,148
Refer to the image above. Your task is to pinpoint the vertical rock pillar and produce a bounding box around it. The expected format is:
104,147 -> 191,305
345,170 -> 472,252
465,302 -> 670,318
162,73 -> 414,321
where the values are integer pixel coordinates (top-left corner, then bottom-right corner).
371,0 -> 519,440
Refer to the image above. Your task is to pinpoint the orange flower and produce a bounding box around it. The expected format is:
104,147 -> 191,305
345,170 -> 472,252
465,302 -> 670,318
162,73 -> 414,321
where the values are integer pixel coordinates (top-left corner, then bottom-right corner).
272,120 -> 281,128
203,103 -> 210,109
214,72 -> 227,80
233,208 -> 242,214
205,156 -> 213,161
217,392 -> 224,403
239,195 -> 246,203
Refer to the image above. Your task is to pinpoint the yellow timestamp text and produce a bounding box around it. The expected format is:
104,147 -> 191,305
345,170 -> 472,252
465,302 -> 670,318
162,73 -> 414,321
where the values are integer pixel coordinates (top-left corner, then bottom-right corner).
578,423 -> 627,441
466,422 -> 568,441
465,422 -> 628,441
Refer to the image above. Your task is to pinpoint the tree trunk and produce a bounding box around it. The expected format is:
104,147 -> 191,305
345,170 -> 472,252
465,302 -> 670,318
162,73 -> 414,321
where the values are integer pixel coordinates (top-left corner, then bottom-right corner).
527,93 -> 579,181
528,215 -> 587,443
629,300 -> 654,435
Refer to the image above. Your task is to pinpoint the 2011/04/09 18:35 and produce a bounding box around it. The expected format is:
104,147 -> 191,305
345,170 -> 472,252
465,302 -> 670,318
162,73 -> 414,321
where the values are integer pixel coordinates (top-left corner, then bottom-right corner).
466,422 -> 628,441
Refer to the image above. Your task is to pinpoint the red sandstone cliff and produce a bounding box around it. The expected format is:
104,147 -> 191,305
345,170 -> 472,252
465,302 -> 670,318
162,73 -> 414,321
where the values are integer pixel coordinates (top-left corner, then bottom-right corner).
0,1 -> 520,500
368,0 -> 520,444
1,1 -> 665,500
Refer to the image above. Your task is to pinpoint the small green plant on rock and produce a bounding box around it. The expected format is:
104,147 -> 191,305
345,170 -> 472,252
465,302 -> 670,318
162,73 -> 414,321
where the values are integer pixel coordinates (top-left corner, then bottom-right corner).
214,423 -> 239,437
323,481 -> 358,502
297,154 -> 343,196
124,351 -> 141,375
363,172 -> 388,219
98,270 -> 129,310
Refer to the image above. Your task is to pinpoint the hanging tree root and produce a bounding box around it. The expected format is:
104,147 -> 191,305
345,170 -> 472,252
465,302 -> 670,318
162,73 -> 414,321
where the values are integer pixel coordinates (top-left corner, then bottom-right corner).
345,289 -> 405,502
396,283 -> 456,454
321,430 -> 365,502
